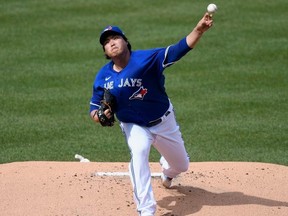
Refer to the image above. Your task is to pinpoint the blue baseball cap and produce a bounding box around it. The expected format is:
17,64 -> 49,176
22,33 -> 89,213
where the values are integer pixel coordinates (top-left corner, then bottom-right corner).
99,25 -> 126,45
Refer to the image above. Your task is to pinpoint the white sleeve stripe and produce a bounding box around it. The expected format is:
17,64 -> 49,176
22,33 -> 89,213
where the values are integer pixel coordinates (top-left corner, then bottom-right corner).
162,45 -> 177,68
90,102 -> 101,108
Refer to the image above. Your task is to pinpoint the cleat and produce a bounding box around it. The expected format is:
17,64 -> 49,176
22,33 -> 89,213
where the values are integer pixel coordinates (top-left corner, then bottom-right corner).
161,173 -> 173,188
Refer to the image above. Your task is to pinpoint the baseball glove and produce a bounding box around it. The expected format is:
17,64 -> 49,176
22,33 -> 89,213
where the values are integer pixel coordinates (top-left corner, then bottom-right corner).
97,89 -> 116,127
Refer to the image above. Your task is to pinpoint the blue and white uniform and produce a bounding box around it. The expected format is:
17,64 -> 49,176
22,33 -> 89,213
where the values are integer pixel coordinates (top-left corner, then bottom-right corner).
90,38 -> 190,125
90,37 -> 191,216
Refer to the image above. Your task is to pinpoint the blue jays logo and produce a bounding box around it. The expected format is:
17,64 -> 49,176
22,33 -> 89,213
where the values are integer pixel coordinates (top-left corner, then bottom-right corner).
129,86 -> 148,100
105,26 -> 113,31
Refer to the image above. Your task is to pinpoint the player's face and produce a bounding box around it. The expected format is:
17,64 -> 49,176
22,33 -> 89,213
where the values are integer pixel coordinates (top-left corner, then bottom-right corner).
103,35 -> 128,58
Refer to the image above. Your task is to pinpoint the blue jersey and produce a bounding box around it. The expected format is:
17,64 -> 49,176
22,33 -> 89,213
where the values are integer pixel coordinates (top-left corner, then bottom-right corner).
90,37 -> 191,126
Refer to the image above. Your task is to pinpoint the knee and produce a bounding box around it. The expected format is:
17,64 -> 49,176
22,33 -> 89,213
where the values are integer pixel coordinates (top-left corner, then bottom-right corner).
179,160 -> 189,172
130,143 -> 150,161
174,158 -> 190,173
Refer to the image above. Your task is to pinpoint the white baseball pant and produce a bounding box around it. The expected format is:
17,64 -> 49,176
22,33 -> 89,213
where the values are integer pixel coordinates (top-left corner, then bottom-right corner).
120,102 -> 189,215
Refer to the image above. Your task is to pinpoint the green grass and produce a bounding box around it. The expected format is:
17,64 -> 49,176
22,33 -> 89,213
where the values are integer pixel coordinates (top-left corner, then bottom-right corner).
1,0 -> 287,165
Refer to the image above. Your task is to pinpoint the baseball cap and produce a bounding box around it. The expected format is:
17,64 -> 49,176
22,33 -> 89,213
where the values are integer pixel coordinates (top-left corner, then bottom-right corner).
99,25 -> 126,45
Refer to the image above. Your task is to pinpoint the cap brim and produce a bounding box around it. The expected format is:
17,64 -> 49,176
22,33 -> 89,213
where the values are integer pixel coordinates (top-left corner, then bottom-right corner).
100,31 -> 123,45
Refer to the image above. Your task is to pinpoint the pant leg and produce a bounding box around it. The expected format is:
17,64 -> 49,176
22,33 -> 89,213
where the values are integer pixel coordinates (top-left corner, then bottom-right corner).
151,106 -> 190,178
120,122 -> 157,215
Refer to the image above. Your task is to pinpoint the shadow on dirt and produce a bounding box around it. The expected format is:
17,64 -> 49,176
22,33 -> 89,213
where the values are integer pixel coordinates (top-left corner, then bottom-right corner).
158,186 -> 288,216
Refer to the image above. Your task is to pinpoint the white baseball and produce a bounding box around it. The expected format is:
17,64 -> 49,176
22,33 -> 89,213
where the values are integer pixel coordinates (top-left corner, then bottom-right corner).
207,3 -> 217,14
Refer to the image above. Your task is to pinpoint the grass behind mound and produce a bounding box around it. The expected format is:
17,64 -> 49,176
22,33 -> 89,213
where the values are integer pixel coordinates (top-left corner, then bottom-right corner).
1,0 -> 287,165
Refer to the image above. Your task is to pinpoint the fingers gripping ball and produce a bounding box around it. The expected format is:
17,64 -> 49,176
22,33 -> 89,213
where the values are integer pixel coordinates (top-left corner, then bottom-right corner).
97,89 -> 116,127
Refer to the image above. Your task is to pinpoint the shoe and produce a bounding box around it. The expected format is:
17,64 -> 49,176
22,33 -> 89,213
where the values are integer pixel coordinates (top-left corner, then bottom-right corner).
141,213 -> 154,216
161,173 -> 173,188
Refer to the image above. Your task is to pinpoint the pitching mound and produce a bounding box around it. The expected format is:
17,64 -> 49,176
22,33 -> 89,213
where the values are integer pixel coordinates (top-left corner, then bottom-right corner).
0,161 -> 287,216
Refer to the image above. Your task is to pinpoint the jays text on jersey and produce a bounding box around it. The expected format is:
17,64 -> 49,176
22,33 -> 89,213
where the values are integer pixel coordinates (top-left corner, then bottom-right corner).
90,37 -> 192,126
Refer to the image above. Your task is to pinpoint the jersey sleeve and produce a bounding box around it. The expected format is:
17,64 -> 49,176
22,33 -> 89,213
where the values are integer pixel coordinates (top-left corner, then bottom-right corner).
89,84 -> 104,113
162,37 -> 192,68
89,69 -> 106,113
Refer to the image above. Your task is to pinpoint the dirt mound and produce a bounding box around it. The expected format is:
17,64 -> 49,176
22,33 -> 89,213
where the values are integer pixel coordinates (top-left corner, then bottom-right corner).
0,161 -> 287,216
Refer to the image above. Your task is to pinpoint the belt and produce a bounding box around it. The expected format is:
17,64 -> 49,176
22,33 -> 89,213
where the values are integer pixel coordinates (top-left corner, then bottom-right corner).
147,111 -> 171,127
